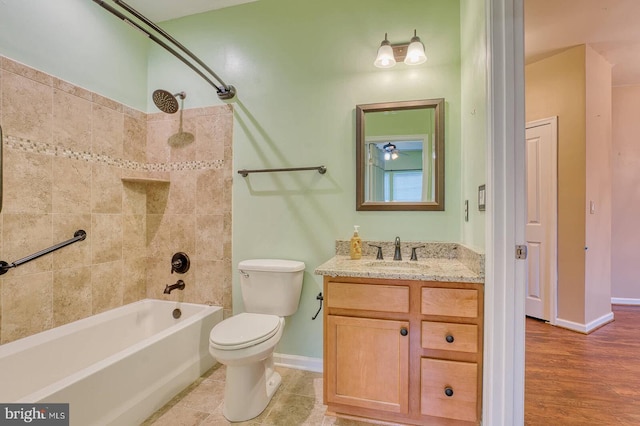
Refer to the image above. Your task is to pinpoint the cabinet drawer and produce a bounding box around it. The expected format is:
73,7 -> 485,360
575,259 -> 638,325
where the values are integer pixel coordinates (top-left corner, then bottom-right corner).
421,321 -> 478,353
327,282 -> 409,313
421,358 -> 478,422
421,288 -> 478,318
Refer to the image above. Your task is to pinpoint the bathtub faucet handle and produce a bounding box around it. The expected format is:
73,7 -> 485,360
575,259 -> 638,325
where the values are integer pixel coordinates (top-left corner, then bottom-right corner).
171,259 -> 182,273
171,252 -> 190,274
164,279 -> 186,294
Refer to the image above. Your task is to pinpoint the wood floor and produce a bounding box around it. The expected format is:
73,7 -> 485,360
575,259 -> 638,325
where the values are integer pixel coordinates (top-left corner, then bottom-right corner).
526,305 -> 640,425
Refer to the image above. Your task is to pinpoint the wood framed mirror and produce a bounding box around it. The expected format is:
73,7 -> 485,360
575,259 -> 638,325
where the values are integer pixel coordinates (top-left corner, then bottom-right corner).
356,98 -> 445,211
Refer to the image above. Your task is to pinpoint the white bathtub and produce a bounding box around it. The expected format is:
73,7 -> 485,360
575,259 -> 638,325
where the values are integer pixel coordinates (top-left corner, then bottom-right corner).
0,299 -> 223,426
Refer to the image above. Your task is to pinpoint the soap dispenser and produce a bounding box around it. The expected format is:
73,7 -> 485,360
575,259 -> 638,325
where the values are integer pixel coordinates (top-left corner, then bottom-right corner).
350,225 -> 362,260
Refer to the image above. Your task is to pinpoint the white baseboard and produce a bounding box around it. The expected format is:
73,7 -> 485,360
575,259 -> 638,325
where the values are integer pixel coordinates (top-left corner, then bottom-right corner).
555,311 -> 614,334
273,353 -> 323,373
612,297 -> 640,305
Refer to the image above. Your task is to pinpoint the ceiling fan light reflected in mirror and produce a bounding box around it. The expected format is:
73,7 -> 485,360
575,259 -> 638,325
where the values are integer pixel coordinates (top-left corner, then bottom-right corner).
382,142 -> 398,161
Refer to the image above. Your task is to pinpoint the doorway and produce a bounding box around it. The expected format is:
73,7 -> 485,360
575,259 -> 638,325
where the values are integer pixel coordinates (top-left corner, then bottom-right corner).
524,117 -> 558,323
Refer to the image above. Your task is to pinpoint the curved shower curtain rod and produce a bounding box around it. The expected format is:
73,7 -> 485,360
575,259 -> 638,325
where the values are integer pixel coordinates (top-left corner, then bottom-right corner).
92,0 -> 236,100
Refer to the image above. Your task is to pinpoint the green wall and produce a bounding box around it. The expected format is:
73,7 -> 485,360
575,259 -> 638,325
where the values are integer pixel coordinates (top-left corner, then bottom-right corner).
0,0 -> 150,111
365,109 -> 434,136
460,0 -> 487,251
154,0 -> 463,358
0,0 -> 484,361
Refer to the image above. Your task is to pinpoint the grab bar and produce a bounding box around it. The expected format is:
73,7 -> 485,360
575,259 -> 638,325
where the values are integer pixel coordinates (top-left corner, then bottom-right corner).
237,165 -> 327,177
0,230 -> 87,275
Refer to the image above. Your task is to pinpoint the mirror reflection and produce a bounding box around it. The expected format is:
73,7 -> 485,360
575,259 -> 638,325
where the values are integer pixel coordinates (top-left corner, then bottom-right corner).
356,99 -> 444,211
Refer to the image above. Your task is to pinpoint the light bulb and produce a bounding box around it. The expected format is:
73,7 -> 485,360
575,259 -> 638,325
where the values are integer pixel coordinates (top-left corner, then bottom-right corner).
374,34 -> 396,68
404,31 -> 427,65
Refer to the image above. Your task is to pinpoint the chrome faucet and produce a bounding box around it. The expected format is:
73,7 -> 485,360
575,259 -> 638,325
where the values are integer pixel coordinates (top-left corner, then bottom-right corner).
164,279 -> 185,294
394,236 -> 402,261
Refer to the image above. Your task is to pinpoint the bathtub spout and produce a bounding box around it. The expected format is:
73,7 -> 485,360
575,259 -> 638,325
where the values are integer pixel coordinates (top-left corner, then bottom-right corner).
164,280 -> 185,294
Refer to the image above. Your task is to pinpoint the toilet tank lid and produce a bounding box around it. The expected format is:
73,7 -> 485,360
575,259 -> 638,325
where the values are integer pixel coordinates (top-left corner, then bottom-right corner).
238,259 -> 305,272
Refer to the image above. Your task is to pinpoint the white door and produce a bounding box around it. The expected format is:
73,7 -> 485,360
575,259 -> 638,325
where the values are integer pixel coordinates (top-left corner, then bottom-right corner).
525,117 -> 558,322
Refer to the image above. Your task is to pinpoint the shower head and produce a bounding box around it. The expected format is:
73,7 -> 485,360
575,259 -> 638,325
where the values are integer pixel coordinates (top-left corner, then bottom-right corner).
152,90 -> 186,114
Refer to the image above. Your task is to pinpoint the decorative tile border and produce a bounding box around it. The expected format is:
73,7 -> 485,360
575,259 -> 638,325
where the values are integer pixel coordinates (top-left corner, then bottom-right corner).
4,134 -> 224,172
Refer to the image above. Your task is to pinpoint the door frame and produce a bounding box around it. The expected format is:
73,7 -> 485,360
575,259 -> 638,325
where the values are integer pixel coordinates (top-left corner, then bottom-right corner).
525,117 -> 559,325
484,0 -> 526,425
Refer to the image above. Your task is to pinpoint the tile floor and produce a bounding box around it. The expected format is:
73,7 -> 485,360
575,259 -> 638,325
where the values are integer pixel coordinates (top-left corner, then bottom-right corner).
141,364 -> 380,426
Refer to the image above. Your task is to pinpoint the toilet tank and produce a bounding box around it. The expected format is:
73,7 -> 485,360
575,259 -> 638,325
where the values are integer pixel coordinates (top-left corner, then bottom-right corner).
238,259 -> 305,316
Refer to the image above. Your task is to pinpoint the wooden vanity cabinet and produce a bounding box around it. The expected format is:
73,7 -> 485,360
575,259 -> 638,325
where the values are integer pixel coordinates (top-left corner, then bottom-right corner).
323,276 -> 483,426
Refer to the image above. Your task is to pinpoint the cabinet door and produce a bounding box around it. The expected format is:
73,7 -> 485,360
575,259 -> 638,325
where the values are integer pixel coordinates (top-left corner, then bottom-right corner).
326,315 -> 409,414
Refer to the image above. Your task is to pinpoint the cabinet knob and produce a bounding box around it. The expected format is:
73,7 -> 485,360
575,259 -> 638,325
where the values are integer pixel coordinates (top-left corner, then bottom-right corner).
445,334 -> 454,343
400,327 -> 408,336
444,387 -> 454,397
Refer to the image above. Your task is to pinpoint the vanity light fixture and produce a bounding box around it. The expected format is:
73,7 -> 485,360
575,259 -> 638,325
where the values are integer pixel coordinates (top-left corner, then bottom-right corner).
374,30 -> 427,68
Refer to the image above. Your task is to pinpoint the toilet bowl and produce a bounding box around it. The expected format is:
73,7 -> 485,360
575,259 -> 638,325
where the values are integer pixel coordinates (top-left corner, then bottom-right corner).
209,313 -> 285,421
209,313 -> 284,366
208,259 -> 305,422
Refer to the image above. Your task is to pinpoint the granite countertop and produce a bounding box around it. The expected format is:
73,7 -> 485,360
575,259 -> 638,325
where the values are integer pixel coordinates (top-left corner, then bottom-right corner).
315,255 -> 484,283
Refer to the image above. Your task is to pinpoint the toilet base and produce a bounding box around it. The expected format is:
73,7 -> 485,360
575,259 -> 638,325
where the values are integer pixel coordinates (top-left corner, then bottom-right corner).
222,356 -> 281,422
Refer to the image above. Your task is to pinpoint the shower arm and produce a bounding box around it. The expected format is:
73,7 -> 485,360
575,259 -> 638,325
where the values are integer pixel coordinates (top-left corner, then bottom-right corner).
92,0 -> 235,100
0,230 -> 87,275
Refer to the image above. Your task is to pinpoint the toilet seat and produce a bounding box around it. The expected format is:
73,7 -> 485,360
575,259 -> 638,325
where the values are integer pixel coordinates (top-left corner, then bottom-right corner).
210,313 -> 281,350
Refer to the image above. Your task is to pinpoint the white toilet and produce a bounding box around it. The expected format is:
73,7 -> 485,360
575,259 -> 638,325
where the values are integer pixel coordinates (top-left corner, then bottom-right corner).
209,259 -> 305,422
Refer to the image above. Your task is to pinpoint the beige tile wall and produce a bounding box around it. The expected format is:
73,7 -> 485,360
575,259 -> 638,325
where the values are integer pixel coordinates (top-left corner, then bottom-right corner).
145,106 -> 233,313
0,56 -> 232,344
